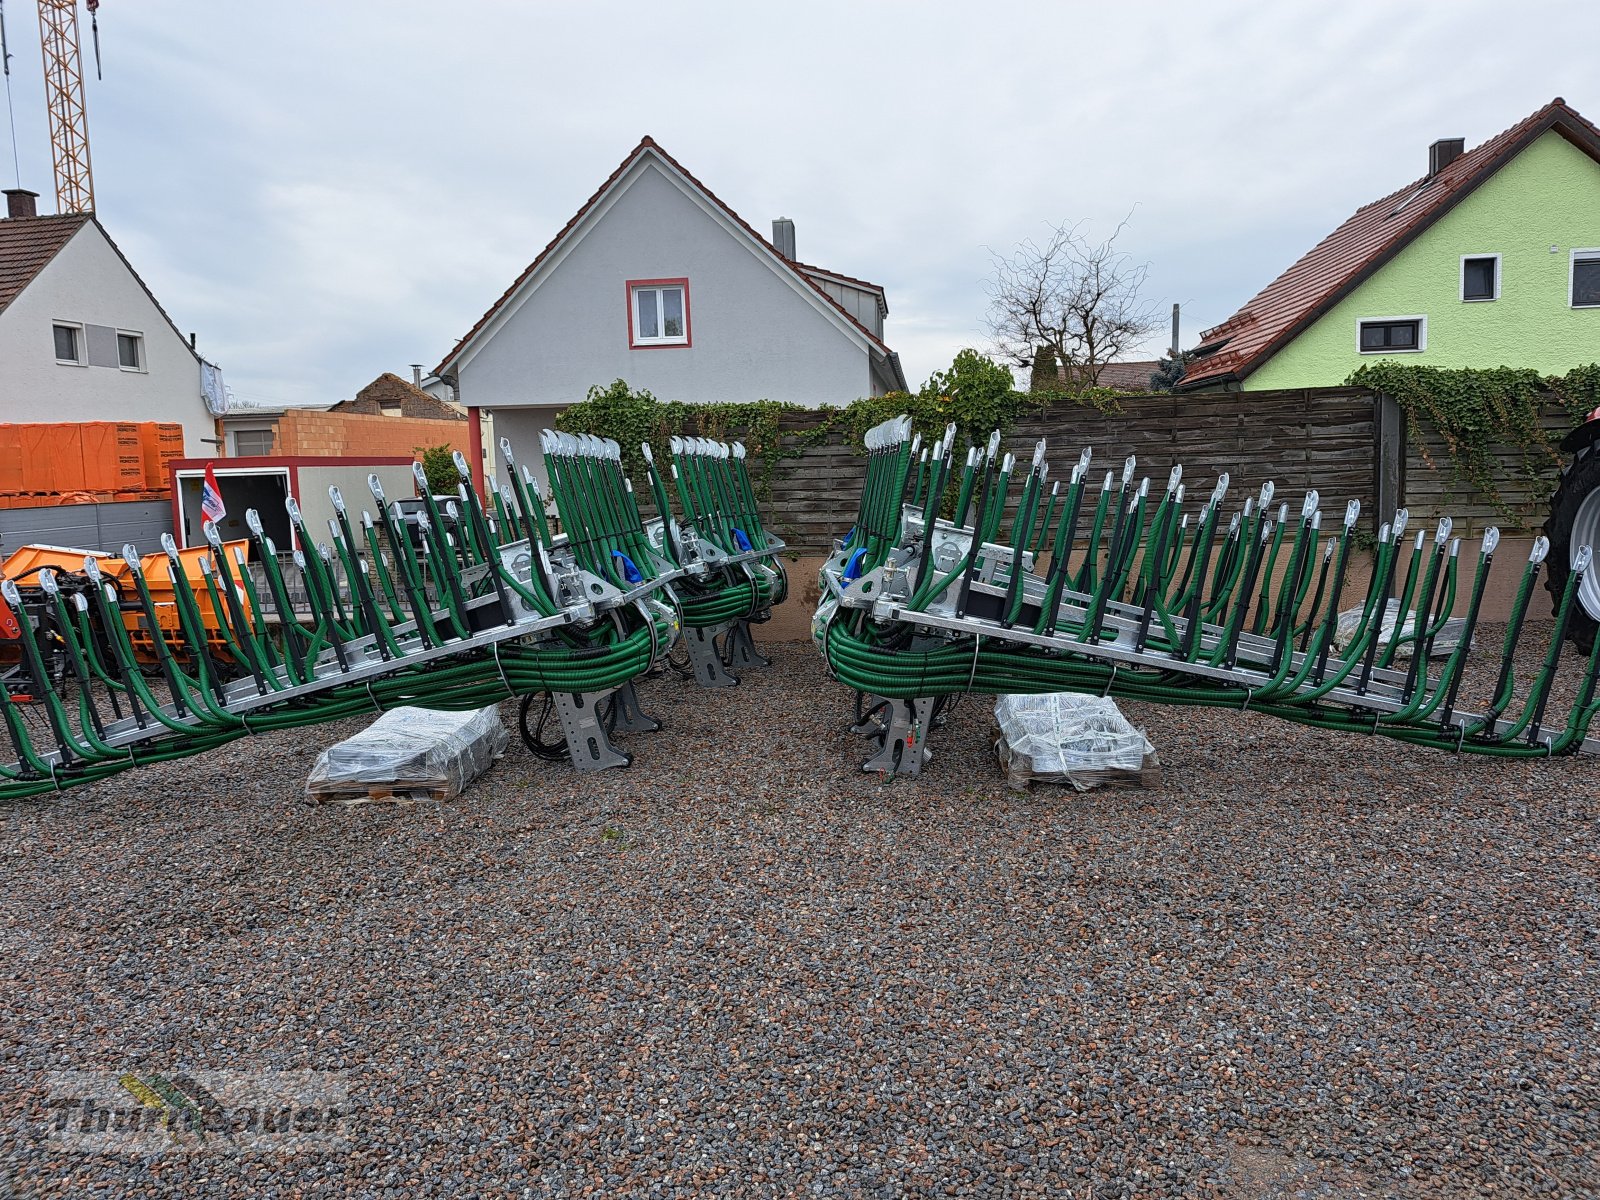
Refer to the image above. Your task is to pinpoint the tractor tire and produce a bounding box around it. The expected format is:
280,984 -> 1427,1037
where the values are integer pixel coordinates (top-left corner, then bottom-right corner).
1542,429 -> 1600,656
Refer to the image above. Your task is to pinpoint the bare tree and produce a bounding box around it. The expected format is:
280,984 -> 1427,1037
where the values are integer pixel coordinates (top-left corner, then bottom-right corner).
985,217 -> 1162,389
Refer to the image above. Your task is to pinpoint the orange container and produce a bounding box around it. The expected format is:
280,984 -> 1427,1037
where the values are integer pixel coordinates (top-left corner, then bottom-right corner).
79,422 -> 124,491
138,422 -> 186,490
17,426 -> 44,492
54,425 -> 86,492
19,425 -> 59,492
0,426 -> 20,492
92,421 -> 146,490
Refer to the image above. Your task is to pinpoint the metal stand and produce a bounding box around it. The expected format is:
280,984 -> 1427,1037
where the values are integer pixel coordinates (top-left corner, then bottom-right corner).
555,690 -> 633,771
859,696 -> 935,776
684,622 -> 739,688
607,681 -> 661,733
724,620 -> 770,671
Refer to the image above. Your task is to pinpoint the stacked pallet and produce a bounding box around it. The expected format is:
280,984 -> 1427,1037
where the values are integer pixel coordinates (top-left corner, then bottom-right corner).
0,421 -> 184,508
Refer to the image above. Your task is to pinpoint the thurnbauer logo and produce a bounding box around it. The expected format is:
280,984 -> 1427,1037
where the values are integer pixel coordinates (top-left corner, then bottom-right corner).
42,1070 -> 349,1155
112,1072 -> 230,1143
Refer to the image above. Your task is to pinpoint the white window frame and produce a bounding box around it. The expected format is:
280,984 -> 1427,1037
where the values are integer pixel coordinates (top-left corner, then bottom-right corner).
627,279 -> 691,348
1460,254 -> 1500,302
116,329 -> 146,372
52,321 -> 85,366
1356,315 -> 1427,354
1572,249 -> 1600,309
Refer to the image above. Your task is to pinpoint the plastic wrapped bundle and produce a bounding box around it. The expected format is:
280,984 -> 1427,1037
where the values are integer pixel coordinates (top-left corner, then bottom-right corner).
1333,598 -> 1467,659
994,693 -> 1158,792
307,705 -> 509,804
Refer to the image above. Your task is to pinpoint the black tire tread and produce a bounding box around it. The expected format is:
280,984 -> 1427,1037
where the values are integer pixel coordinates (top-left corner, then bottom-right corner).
1541,433 -> 1600,655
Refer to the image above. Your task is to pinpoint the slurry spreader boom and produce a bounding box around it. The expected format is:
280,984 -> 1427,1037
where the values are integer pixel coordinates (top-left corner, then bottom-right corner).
0,429 -> 785,800
815,415 -> 1600,776
536,431 -> 787,690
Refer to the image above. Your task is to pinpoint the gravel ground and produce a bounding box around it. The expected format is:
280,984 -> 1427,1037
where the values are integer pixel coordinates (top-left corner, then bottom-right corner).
2,627 -> 1598,1198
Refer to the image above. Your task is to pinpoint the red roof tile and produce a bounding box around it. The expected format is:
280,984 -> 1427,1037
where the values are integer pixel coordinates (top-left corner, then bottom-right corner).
436,137 -> 895,376
1179,98 -> 1600,390
1095,360 -> 1164,392
333,373 -> 465,420
0,213 -> 90,315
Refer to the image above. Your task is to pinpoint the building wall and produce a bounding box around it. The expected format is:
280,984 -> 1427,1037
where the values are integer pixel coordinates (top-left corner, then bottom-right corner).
271,409 -> 472,460
486,406 -> 567,491
0,224 -> 210,452
455,160 -> 874,410
1248,130 -> 1600,389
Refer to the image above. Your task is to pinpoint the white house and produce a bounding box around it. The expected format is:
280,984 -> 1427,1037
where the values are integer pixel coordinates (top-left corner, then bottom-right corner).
433,137 -> 906,482
0,188 -> 216,453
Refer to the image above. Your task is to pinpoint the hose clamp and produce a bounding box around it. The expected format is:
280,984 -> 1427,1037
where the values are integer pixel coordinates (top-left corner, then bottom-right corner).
492,641 -> 515,699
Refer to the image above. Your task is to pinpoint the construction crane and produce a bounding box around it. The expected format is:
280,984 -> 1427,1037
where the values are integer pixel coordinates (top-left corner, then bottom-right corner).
35,0 -> 97,213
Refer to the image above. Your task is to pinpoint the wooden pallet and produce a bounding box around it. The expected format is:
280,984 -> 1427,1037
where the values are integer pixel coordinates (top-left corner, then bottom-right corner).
309,783 -> 453,807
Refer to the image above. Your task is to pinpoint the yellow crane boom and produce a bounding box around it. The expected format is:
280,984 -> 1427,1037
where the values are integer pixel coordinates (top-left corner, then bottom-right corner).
36,0 -> 93,213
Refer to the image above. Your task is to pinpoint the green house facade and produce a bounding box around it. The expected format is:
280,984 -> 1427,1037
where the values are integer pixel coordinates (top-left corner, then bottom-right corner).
1180,99 -> 1600,393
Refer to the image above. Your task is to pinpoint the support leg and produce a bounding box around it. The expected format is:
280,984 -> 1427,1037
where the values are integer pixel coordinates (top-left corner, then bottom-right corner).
684,623 -> 739,688
607,681 -> 661,733
860,696 -> 936,777
554,690 -> 633,771
725,620 -> 771,671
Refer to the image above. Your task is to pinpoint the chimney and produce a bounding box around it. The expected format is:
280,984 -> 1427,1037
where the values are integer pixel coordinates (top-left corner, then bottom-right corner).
772,217 -> 796,260
4,189 -> 39,220
410,363 -> 424,386
1429,138 -> 1465,177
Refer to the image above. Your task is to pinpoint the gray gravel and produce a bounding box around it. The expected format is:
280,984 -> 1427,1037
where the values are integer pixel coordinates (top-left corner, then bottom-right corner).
2,629 -> 1599,1198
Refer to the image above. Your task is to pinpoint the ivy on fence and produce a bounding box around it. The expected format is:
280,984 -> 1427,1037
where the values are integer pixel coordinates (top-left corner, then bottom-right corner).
1347,361 -> 1600,520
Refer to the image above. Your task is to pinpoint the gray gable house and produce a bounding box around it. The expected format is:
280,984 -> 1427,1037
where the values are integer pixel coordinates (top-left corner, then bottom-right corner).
434,137 -> 906,477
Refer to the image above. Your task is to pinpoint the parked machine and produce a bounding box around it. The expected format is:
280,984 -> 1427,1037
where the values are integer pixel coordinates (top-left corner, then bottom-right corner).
0,430 -> 787,801
1541,407 -> 1600,653
816,415 -> 1600,776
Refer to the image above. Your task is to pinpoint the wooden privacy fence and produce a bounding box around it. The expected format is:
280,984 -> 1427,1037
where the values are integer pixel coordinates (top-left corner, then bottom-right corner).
703,386 -> 1572,554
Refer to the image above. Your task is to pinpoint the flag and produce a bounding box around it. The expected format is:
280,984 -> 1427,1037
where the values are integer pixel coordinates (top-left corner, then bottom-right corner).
201,464 -> 227,525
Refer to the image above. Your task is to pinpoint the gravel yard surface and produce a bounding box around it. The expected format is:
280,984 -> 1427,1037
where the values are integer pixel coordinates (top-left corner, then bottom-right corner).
2,630 -> 1598,1198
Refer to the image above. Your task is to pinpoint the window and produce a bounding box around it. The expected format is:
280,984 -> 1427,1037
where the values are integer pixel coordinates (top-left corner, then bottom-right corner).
1357,317 -> 1425,353
1573,250 -> 1600,309
117,331 -> 144,370
233,429 -> 275,456
53,323 -> 82,363
1461,255 -> 1499,302
627,278 -> 690,347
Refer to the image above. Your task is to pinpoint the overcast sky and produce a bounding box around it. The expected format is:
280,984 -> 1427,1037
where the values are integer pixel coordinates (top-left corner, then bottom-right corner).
1,0 -> 1591,407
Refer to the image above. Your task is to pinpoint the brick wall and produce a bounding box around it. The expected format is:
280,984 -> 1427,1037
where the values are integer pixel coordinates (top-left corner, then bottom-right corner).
272,410 -> 472,460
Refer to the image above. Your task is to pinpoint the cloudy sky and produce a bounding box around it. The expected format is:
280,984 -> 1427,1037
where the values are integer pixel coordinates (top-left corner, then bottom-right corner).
1,0 -> 1589,407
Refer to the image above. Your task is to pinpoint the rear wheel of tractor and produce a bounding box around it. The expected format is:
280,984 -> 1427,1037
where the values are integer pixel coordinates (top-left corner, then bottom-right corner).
1542,432 -> 1600,655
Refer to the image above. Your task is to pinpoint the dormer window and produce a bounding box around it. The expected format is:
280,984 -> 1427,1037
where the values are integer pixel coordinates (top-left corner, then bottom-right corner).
628,279 -> 690,348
